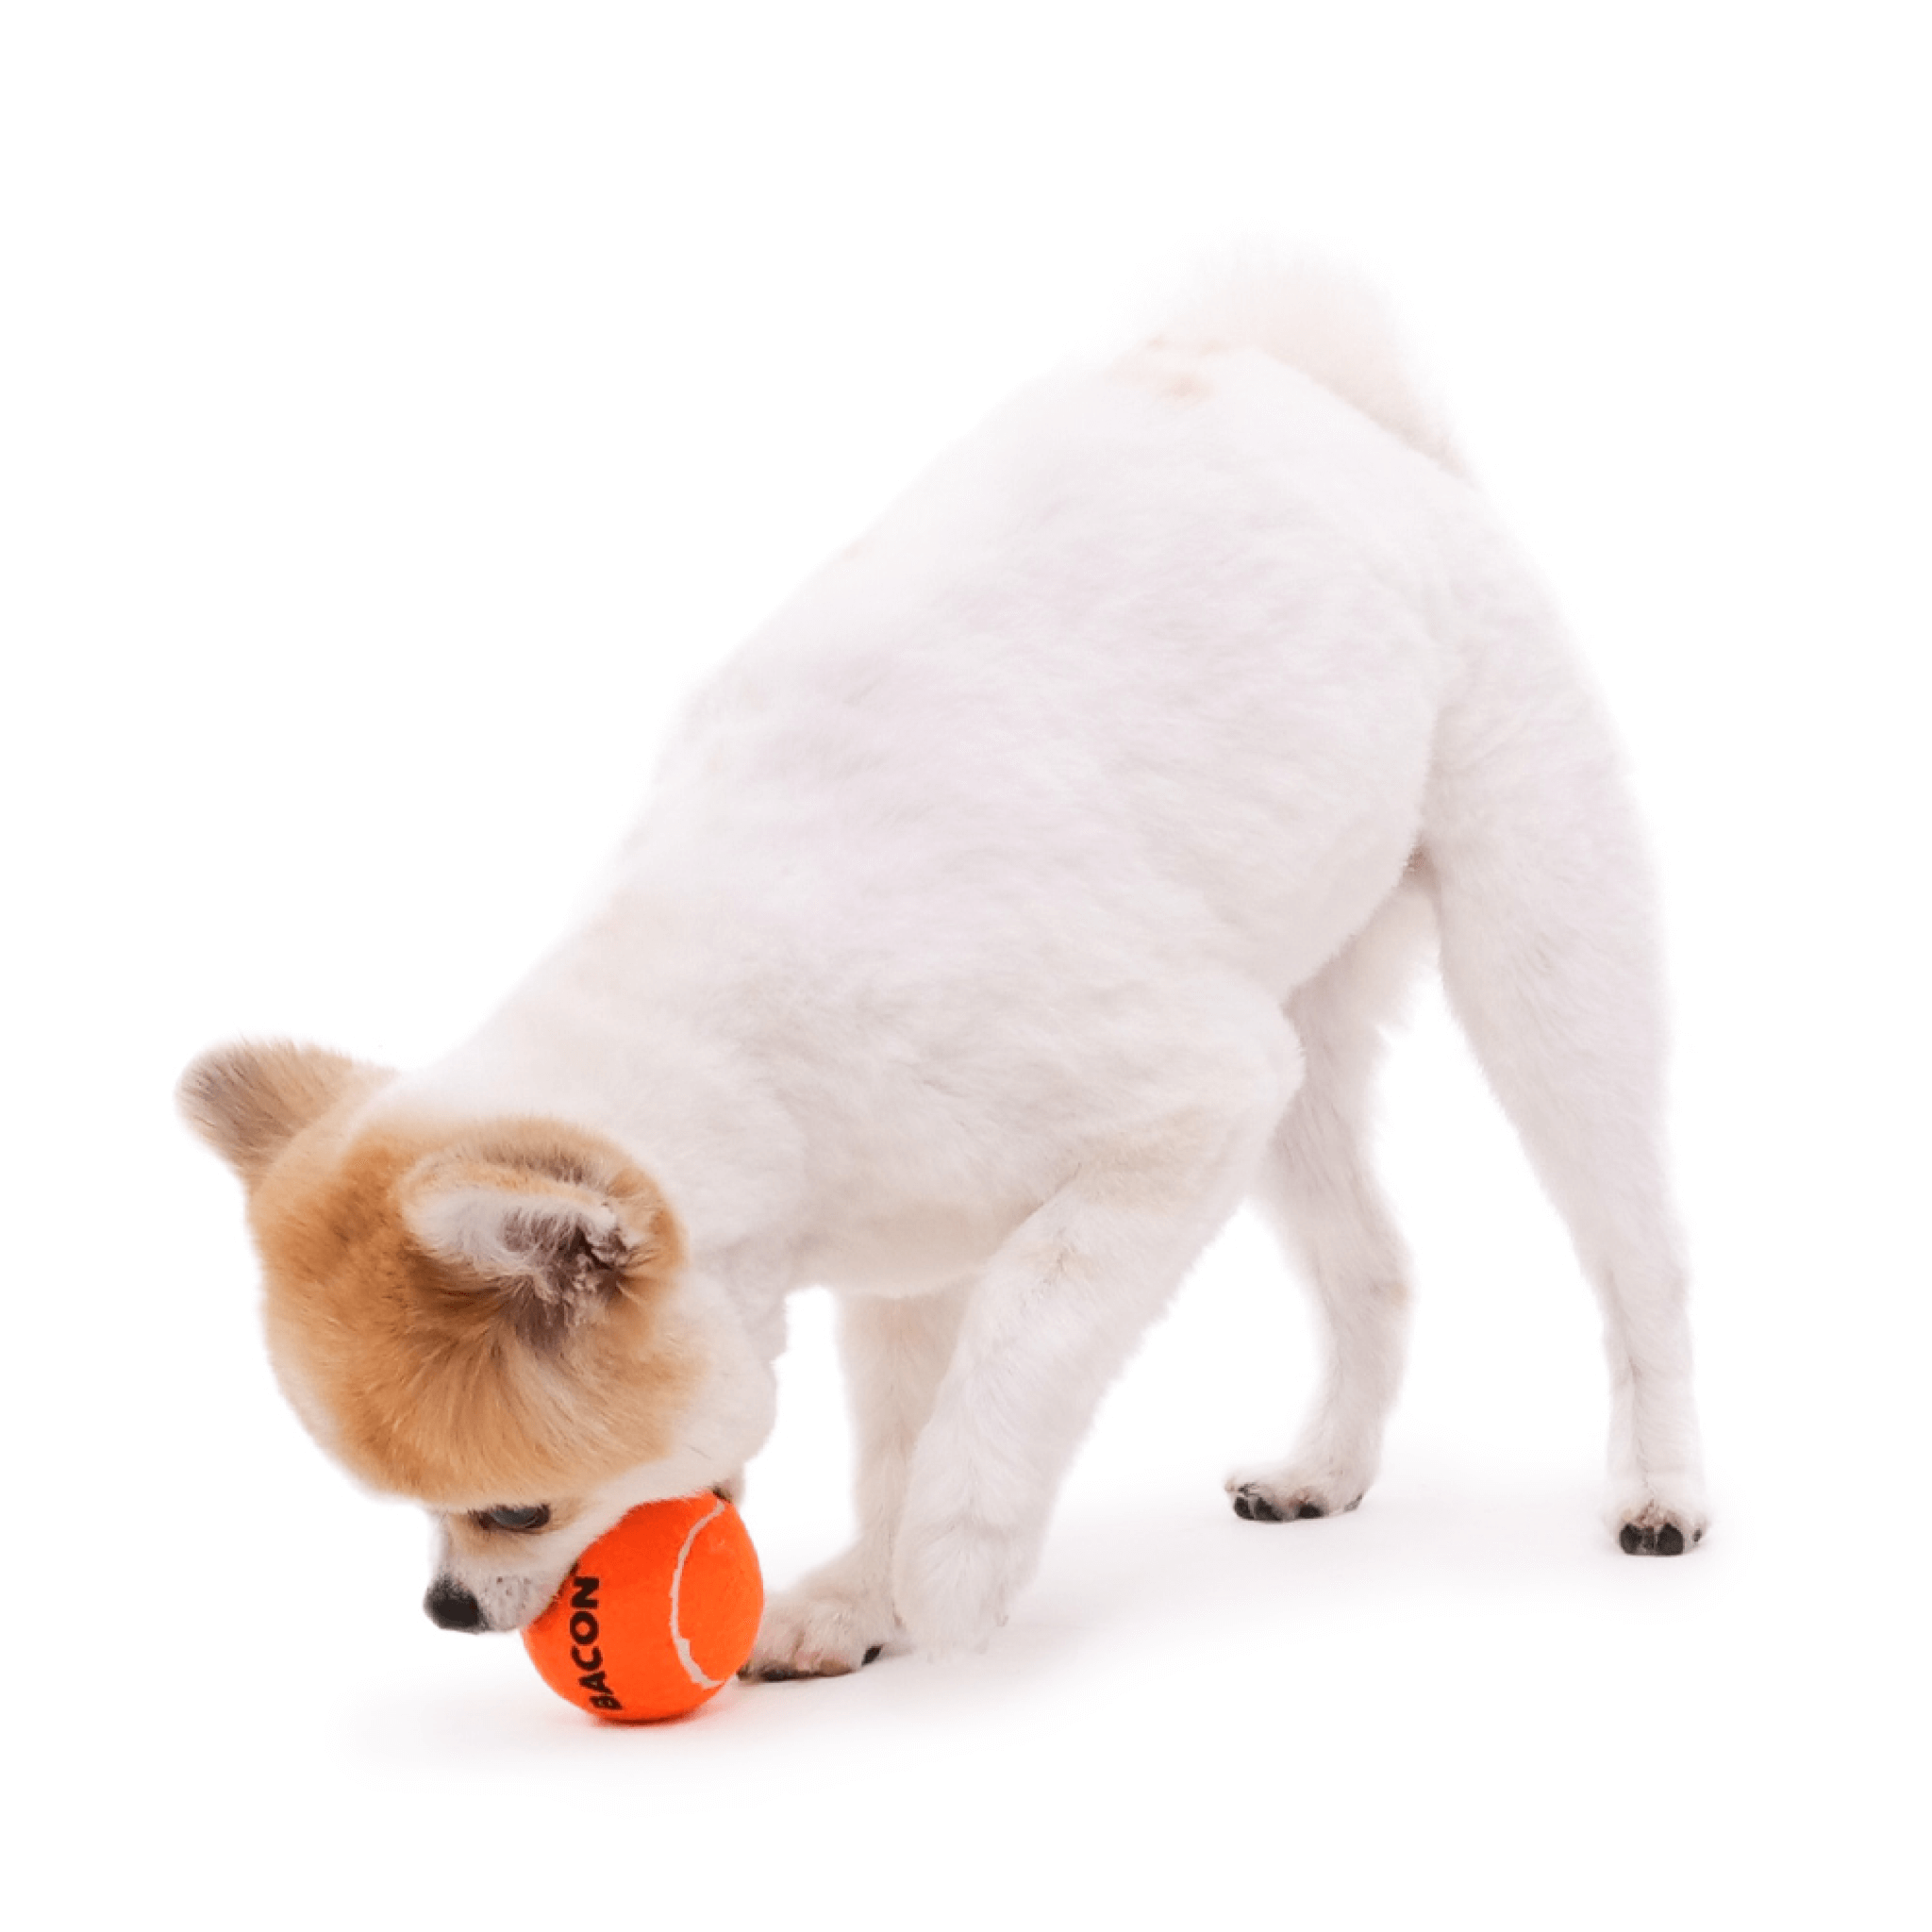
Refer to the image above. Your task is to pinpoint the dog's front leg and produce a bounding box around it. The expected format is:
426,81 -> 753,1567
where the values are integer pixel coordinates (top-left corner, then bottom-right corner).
891,1069 -> 1294,1657
745,1283 -> 971,1679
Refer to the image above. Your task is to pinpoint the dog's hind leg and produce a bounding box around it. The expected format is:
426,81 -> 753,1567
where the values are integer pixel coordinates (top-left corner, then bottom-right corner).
1225,877 -> 1433,1525
1422,611 -> 1708,1553
744,1282 -> 971,1679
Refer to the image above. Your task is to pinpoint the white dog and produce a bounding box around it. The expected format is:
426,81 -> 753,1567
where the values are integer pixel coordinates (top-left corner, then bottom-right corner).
179,259 -> 1707,1676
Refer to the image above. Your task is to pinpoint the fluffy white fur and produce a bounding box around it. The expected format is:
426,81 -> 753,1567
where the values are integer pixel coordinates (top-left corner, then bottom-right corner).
339,260 -> 1707,1664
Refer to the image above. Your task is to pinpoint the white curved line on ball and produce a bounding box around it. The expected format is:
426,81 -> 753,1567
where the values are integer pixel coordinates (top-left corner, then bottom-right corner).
669,1495 -> 728,1689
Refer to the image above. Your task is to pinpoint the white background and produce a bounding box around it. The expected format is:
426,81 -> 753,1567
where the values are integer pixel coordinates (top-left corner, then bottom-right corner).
5,5 -> 1926,1927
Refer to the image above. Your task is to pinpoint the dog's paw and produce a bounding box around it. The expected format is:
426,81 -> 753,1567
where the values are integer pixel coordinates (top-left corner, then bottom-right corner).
1224,1459 -> 1366,1524
892,1515 -> 1019,1658
742,1568 -> 898,1681
1611,1481 -> 1709,1557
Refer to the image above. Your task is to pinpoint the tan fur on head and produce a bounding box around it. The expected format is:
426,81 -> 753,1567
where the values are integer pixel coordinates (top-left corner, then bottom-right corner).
178,1042 -> 697,1507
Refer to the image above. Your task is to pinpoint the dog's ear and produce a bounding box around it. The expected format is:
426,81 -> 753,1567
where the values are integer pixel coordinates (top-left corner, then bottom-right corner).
401,1146 -> 678,1343
176,1040 -> 383,1184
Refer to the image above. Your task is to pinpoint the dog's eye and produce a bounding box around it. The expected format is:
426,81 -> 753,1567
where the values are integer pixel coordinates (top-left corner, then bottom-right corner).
475,1504 -> 552,1533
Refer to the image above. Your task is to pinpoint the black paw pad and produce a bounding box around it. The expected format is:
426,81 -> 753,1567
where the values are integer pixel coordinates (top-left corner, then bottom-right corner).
1294,1502 -> 1325,1520
1233,1490 -> 1284,1522
1620,1522 -> 1690,1556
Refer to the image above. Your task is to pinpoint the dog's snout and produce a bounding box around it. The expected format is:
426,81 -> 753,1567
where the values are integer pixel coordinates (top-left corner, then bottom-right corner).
424,1576 -> 486,1631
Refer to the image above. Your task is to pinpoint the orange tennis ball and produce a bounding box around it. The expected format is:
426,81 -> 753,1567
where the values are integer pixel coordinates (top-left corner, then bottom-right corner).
523,1493 -> 763,1723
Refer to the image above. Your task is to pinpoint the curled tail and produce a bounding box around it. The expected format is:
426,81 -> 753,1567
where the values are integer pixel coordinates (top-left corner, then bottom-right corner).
1160,252 -> 1467,478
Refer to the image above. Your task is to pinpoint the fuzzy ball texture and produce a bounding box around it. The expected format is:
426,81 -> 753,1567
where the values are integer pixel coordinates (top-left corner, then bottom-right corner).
524,1494 -> 762,1723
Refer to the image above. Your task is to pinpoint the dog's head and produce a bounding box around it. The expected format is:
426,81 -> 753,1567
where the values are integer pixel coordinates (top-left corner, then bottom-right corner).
178,1041 -> 774,1631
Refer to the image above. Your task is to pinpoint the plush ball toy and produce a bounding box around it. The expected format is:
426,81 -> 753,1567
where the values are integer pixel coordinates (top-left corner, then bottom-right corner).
523,1492 -> 763,1723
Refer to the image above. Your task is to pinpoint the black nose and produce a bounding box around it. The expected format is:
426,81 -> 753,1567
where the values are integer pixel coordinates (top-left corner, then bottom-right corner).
424,1577 -> 485,1631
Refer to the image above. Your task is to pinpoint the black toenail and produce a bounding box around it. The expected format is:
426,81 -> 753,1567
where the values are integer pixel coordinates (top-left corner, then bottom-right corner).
862,1645 -> 883,1667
